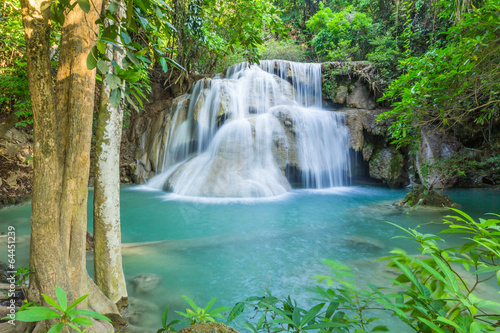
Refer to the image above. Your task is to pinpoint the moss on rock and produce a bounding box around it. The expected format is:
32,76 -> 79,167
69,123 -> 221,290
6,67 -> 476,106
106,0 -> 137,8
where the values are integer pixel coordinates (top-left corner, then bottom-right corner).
395,185 -> 455,208
178,323 -> 239,333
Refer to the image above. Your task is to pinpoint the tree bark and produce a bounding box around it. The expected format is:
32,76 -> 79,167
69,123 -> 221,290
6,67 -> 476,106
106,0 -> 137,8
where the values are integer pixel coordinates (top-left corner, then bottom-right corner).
93,0 -> 128,309
20,0 -> 119,331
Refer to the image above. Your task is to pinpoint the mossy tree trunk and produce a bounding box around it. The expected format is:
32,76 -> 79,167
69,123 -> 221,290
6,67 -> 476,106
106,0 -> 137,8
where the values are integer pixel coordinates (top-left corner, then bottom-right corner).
20,0 -> 120,331
93,0 -> 128,309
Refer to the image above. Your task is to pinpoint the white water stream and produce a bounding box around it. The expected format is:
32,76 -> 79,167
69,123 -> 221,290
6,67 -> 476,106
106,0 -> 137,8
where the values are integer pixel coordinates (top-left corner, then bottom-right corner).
146,60 -> 350,197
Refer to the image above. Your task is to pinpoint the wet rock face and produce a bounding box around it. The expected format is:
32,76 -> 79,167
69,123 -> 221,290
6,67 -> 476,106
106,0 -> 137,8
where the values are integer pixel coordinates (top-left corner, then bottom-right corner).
369,148 -> 405,187
346,80 -> 376,110
417,126 -> 463,188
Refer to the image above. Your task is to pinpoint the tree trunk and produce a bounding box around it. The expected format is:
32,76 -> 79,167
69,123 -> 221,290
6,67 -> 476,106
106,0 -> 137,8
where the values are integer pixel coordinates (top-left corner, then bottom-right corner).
20,0 -> 119,331
93,0 -> 128,309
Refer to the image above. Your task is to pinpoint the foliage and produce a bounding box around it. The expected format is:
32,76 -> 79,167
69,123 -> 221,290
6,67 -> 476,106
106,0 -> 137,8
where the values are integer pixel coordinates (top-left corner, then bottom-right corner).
0,0 -> 32,127
379,0 -> 500,149
13,263 -> 34,299
11,286 -> 112,333
306,4 -> 375,61
379,208 -> 500,332
175,295 -> 231,325
420,152 -> 500,188
258,39 -> 309,63
157,304 -> 181,333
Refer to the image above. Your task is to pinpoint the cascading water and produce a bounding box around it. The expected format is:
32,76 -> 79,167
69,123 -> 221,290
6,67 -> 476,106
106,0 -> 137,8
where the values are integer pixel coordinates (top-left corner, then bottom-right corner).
145,60 -> 351,197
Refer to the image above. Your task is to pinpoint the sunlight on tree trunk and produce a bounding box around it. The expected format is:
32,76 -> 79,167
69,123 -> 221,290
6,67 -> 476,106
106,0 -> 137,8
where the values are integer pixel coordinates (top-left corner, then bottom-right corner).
93,0 -> 128,309
20,0 -> 120,331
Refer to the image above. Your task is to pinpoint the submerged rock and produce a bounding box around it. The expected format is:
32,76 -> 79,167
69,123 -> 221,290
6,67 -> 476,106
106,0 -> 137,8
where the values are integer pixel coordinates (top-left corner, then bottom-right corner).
122,297 -> 160,328
129,274 -> 162,295
395,185 -> 455,208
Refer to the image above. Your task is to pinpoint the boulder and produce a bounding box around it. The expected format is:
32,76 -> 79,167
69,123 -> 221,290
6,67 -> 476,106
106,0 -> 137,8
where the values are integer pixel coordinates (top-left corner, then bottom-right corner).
178,323 -> 239,333
369,148 -> 404,187
395,185 -> 455,208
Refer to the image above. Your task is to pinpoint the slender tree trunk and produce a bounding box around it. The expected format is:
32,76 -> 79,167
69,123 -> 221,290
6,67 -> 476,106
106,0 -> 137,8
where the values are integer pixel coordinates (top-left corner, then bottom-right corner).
93,0 -> 128,308
20,0 -> 121,331
20,0 -> 65,309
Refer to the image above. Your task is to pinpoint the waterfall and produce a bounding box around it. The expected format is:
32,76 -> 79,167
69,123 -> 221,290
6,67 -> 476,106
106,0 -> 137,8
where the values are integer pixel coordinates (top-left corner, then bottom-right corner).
145,60 -> 350,197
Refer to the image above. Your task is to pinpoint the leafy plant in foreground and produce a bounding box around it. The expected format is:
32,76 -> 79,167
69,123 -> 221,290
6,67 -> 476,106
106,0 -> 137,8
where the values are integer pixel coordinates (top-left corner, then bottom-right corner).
378,208 -> 500,332
11,286 -> 112,333
157,304 -> 181,333
175,295 -> 231,325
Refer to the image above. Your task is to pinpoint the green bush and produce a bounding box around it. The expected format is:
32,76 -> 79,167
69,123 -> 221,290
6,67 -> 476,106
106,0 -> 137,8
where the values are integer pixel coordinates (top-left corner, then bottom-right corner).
306,4 -> 375,61
0,2 -> 32,127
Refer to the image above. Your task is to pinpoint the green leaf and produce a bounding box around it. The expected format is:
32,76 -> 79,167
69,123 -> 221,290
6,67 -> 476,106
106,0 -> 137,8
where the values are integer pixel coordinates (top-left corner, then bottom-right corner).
292,306 -> 300,327
42,294 -> 64,313
392,260 -> 424,294
106,74 -> 121,89
161,305 -> 169,327
97,60 -> 108,74
181,296 -> 199,311
66,294 -> 88,311
55,287 -> 67,311
473,265 -> 499,275
97,41 -> 106,54
325,301 -> 339,318
417,317 -> 446,333
15,308 -> 61,322
121,31 -> 131,45
86,47 -> 98,70
160,57 -> 168,72
47,323 -> 65,333
300,303 -> 324,327
303,322 -> 347,329
71,317 -> 94,325
109,2 -> 119,14
126,51 -> 140,66
77,0 -> 90,13
73,310 -> 112,322
110,88 -> 121,108
205,297 -> 217,312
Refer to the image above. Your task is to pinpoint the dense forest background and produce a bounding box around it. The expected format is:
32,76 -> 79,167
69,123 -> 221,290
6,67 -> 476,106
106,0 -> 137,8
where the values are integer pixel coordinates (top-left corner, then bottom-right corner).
1,0 -> 498,154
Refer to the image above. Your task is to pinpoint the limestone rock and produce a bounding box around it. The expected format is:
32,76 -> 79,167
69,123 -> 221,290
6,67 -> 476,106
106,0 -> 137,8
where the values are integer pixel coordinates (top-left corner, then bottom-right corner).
417,126 -> 462,188
369,148 -> 404,187
333,85 -> 348,104
346,80 -> 375,109
395,185 -> 455,207
342,108 -> 390,151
